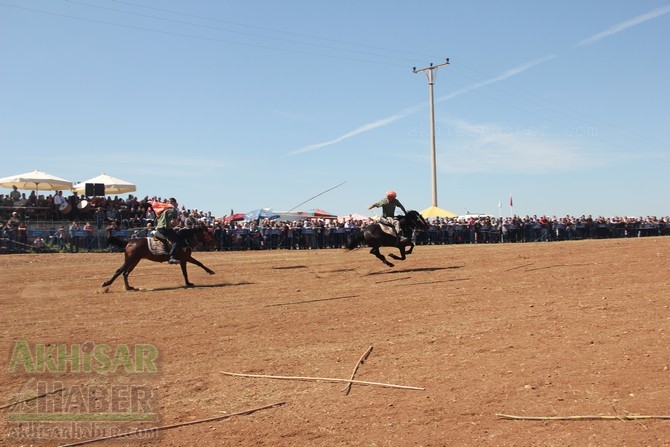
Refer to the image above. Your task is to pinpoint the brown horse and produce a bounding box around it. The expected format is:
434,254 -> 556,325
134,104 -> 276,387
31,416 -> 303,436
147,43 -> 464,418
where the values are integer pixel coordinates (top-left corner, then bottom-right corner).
345,210 -> 429,267
102,225 -> 215,290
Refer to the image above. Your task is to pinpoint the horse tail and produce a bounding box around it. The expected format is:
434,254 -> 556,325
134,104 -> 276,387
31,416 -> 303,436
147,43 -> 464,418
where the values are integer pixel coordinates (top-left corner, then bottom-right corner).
345,231 -> 365,250
105,235 -> 128,249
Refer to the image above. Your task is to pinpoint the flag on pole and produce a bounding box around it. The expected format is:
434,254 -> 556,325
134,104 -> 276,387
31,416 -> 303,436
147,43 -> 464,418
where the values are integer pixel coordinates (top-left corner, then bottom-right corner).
498,200 -> 502,209
509,194 -> 513,207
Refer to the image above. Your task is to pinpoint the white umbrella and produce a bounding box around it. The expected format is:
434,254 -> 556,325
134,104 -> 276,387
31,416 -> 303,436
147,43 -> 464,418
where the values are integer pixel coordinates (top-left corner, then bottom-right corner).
0,169 -> 72,192
71,173 -> 136,195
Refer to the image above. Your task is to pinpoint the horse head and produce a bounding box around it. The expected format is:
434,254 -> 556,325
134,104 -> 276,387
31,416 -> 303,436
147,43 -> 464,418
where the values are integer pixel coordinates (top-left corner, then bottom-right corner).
178,223 -> 208,247
402,210 -> 430,231
191,223 -> 214,247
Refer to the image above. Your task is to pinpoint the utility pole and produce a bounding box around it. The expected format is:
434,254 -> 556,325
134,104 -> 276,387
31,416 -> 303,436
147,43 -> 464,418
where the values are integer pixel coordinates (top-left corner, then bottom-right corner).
413,58 -> 449,208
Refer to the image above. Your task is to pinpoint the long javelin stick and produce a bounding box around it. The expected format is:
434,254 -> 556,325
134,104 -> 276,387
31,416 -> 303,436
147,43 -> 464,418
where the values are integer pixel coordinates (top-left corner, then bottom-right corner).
274,180 -> 347,249
286,180 -> 347,212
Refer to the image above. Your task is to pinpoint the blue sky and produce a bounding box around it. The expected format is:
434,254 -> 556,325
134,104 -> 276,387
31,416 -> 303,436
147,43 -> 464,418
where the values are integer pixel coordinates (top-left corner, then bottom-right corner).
1,1 -> 668,218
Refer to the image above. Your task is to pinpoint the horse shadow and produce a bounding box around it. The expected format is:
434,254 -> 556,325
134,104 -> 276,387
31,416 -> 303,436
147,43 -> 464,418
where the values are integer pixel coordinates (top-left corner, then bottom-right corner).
365,266 -> 462,276
110,281 -> 254,293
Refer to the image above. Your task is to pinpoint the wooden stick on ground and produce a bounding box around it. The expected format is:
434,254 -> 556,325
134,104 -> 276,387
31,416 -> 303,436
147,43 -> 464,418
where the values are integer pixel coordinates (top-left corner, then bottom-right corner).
265,295 -> 359,307
58,401 -> 286,447
496,413 -> 670,421
0,387 -> 64,411
342,346 -> 373,396
220,370 -> 424,391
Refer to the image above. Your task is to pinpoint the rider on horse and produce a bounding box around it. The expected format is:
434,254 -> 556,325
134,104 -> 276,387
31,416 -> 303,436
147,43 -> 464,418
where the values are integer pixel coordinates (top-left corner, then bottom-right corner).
368,190 -> 409,245
155,197 -> 183,264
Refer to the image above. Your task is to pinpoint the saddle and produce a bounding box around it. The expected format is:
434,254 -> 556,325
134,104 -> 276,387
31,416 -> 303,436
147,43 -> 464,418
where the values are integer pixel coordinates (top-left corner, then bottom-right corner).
147,235 -> 170,255
377,218 -> 398,237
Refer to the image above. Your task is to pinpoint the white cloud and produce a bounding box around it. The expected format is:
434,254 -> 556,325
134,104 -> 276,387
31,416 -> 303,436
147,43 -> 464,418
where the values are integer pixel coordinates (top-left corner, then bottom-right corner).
434,117 -> 615,174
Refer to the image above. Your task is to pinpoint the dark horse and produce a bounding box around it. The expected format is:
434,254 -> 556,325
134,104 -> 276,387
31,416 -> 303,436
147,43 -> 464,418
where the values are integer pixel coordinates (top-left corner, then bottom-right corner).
102,225 -> 215,290
345,210 -> 429,267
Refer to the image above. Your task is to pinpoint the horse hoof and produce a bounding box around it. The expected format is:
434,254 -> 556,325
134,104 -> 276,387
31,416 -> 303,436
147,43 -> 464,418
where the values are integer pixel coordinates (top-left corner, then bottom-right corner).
186,283 -> 195,288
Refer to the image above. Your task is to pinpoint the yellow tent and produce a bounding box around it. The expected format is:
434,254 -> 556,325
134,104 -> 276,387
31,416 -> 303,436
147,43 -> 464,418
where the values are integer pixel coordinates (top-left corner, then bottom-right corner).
420,205 -> 457,218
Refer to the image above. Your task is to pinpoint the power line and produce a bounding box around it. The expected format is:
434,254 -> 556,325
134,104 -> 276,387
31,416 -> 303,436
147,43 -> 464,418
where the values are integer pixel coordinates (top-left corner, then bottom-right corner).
0,1 -> 430,68
68,0 -> 423,65
110,0 -> 437,61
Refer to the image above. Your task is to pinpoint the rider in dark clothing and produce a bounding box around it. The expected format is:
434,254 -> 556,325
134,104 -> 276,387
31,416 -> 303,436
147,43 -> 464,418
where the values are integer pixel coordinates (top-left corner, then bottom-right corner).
155,197 -> 183,264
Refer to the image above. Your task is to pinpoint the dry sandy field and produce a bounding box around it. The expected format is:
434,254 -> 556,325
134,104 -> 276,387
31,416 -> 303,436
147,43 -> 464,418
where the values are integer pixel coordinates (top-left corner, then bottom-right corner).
1,237 -> 669,446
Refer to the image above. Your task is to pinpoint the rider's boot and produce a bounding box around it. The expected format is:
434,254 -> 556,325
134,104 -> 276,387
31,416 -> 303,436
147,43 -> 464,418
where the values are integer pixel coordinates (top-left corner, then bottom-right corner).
168,244 -> 180,264
397,229 -> 409,245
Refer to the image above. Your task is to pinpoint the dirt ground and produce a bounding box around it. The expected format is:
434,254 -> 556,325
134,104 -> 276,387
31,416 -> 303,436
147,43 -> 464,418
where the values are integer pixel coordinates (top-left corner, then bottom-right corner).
1,237 -> 669,447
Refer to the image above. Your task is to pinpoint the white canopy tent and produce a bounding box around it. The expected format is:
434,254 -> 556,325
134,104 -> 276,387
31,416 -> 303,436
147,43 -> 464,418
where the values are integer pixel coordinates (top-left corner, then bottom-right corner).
72,173 -> 136,196
0,169 -> 72,192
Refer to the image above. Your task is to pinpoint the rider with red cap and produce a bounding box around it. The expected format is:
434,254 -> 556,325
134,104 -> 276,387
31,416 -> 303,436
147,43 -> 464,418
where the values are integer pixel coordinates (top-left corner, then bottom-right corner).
368,190 -> 409,244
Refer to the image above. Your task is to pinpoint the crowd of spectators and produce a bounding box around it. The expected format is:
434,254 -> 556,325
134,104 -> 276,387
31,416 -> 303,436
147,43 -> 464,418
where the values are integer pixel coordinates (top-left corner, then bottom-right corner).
209,213 -> 670,250
1,190 -> 215,228
1,190 -> 669,253
0,191 -> 213,252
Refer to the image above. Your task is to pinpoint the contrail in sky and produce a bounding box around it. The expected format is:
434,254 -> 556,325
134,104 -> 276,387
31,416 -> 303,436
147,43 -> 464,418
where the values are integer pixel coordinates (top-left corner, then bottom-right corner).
286,105 -> 422,156
435,55 -> 557,103
289,5 -> 669,156
287,56 -> 555,156
575,4 -> 670,46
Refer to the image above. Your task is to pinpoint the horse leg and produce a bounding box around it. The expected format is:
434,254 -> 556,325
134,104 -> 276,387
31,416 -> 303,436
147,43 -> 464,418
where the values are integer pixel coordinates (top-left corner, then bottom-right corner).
186,256 -> 215,275
179,261 -> 195,288
179,257 -> 216,288
370,246 -> 394,267
122,258 -> 141,291
389,243 -> 412,261
102,263 -> 127,287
